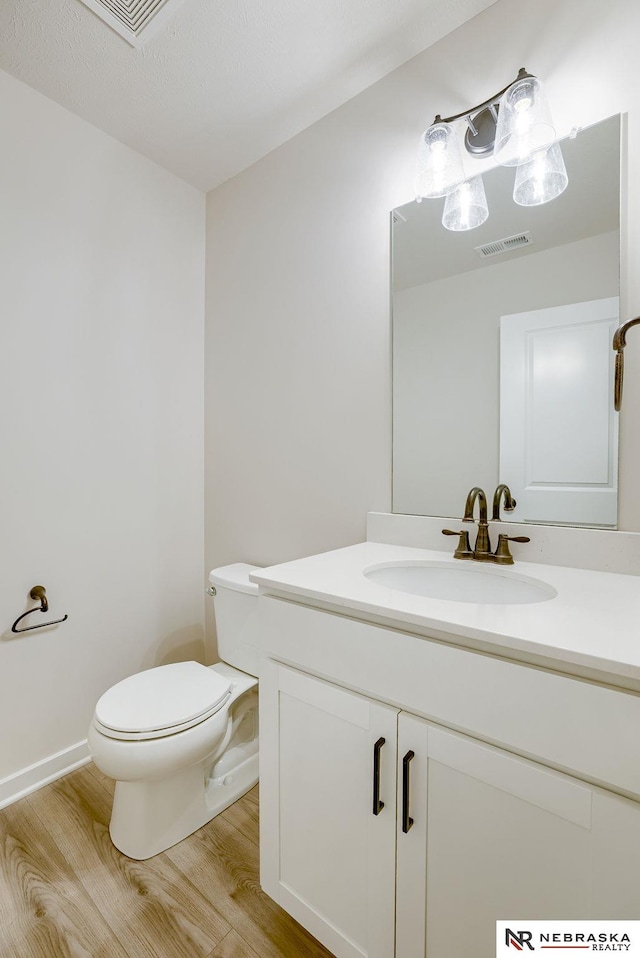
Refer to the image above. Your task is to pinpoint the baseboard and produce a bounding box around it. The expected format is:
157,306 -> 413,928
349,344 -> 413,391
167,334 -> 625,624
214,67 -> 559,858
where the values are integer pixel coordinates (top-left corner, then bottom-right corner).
0,740 -> 90,810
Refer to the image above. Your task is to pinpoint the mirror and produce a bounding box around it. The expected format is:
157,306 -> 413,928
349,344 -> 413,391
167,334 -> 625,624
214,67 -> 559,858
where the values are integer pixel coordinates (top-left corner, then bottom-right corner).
391,114 -> 621,527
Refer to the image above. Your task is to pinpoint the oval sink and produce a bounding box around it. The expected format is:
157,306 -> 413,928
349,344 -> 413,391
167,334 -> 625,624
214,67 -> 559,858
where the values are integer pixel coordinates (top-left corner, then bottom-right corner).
364,561 -> 556,605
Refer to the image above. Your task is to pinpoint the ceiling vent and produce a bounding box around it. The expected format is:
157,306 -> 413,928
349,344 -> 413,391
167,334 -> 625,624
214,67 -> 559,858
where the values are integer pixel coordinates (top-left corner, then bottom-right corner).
474,231 -> 534,259
79,0 -> 185,48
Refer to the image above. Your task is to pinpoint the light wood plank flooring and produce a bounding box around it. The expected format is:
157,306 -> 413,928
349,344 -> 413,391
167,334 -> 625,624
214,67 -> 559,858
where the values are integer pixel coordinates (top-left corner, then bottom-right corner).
0,764 -> 335,958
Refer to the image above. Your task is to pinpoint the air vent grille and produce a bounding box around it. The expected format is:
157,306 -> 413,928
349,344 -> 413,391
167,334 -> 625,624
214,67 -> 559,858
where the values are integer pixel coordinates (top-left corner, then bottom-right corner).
79,0 -> 184,47
475,231 -> 533,259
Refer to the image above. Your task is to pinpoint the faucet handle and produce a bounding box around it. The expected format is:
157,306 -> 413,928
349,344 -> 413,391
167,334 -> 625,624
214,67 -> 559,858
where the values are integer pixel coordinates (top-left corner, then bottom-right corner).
442,529 -> 474,560
494,534 -> 530,565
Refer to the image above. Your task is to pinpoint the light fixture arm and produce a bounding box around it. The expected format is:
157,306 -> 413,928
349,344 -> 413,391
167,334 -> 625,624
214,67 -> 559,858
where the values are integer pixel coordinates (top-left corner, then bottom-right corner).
433,67 -> 534,126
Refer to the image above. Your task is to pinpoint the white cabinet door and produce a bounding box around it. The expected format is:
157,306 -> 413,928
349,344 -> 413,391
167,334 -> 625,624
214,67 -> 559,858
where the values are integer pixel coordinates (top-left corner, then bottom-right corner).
592,788 -> 640,918
396,714 -> 595,958
260,661 -> 398,958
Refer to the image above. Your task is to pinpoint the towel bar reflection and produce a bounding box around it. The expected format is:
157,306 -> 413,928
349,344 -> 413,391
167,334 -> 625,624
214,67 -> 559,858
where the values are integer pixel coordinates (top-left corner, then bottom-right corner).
11,585 -> 68,633
613,316 -> 640,411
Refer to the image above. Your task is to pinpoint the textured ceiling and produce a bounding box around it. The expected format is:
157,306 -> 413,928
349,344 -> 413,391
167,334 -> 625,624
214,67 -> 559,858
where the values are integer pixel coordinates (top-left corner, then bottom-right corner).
0,0 -> 498,192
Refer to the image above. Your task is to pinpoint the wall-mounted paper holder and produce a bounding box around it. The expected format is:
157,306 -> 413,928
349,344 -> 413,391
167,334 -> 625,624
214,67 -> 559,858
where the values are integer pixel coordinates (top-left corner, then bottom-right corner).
11,585 -> 68,633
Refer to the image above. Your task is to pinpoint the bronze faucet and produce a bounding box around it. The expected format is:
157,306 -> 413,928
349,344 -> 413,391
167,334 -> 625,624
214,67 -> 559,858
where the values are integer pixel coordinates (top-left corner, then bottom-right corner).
441,528 -> 474,559
492,483 -> 517,520
462,487 -> 492,560
442,484 -> 530,564
493,533 -> 531,565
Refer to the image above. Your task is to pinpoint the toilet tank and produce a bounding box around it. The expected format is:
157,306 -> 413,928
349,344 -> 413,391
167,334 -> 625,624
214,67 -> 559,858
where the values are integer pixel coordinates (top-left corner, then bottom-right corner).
209,563 -> 261,677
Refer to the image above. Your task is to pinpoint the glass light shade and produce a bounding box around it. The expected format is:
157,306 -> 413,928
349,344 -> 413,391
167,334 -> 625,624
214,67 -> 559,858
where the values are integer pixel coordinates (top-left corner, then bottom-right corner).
513,141 -> 568,206
494,75 -> 556,167
415,121 -> 465,198
442,175 -> 489,231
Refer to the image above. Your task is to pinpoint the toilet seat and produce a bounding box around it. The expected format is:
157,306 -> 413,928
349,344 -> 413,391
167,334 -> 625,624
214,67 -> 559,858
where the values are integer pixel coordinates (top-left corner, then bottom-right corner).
94,662 -> 232,741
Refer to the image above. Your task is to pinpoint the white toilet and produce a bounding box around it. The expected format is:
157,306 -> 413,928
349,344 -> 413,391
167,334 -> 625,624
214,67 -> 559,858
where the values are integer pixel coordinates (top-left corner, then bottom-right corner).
88,563 -> 260,860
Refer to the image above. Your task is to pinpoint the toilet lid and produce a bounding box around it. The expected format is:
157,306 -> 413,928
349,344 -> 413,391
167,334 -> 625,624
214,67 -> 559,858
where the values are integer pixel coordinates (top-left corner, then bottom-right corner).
95,662 -> 232,739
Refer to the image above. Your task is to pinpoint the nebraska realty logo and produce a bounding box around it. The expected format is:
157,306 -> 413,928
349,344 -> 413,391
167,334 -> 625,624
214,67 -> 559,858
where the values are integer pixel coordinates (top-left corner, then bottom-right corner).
496,922 -> 640,954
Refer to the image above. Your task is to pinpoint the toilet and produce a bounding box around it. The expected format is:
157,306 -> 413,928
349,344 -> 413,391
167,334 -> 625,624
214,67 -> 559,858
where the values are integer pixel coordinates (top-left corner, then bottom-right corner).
88,563 -> 260,860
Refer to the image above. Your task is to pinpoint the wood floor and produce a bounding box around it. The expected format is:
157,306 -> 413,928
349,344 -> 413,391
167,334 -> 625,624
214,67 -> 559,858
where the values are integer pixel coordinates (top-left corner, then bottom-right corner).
0,764 -> 335,958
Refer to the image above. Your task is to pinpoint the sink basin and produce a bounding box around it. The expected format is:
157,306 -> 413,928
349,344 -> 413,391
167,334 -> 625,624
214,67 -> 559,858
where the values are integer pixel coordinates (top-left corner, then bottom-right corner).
364,561 -> 556,605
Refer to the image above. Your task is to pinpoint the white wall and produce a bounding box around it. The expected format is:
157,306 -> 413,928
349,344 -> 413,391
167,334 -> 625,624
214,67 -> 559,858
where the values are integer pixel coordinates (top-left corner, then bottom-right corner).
203,121 -> 394,579
0,71 -> 205,787
204,0 -> 640,630
393,231 -> 620,516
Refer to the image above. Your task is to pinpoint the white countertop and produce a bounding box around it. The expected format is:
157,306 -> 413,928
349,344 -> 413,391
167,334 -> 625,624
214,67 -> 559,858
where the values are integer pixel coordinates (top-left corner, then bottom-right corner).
250,541 -> 640,686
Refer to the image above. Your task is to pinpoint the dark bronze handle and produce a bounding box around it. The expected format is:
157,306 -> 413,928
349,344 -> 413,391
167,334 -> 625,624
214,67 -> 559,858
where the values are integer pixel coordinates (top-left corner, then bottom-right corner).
372,737 -> 385,815
402,750 -> 415,833
493,534 -> 531,565
442,529 -> 473,560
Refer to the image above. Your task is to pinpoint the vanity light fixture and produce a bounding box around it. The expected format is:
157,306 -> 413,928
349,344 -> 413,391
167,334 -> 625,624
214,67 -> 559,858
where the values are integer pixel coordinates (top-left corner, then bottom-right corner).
442,175 -> 489,231
513,141 -> 568,207
415,68 -> 568,230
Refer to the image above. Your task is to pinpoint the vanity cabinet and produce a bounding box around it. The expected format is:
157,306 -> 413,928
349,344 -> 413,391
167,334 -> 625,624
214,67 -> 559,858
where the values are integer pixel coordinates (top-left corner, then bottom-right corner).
260,662 -> 398,958
396,714 -> 595,958
258,594 -> 640,958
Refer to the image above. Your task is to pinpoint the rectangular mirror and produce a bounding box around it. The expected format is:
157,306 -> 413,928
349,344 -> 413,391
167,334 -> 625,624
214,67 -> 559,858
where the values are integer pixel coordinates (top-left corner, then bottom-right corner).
391,114 -> 621,527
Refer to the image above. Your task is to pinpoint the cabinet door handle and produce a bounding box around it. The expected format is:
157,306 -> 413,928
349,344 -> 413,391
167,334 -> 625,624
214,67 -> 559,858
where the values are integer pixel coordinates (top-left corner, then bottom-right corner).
402,749 -> 415,833
372,737 -> 386,815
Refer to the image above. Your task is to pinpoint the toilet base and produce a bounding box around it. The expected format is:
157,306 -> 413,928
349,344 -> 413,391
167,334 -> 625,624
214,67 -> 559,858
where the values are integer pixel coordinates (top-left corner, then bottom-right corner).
110,748 -> 259,860
105,667 -> 259,860
205,749 -> 259,820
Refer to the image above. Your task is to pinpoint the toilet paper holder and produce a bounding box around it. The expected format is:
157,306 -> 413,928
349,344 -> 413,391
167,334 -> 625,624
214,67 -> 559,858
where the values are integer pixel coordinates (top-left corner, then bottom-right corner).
11,585 -> 69,633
